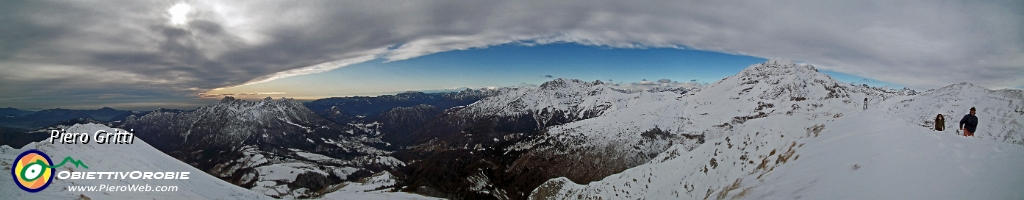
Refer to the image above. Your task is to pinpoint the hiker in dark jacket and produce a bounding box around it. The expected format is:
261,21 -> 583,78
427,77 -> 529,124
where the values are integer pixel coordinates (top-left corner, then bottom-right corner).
959,107 -> 978,137
935,114 -> 944,131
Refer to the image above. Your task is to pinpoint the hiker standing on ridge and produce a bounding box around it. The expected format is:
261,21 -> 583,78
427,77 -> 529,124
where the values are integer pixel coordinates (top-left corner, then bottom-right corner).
935,114 -> 944,131
863,98 -> 868,110
959,107 -> 978,137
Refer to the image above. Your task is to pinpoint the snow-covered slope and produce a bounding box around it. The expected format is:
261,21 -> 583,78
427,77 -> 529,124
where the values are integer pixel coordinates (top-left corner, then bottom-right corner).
532,110 -> 1024,199
884,82 -> 1024,145
0,123 -> 272,200
528,59 -> 1024,199
320,171 -> 442,200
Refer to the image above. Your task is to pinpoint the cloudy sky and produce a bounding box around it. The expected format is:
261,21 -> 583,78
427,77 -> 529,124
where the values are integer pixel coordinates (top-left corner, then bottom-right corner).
1,0 -> 1021,110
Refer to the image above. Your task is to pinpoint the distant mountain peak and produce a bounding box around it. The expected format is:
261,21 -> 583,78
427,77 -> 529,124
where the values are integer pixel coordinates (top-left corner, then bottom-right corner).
946,82 -> 985,90
699,58 -> 851,101
221,96 -> 237,103
213,96 -> 301,108
398,91 -> 426,95
766,58 -> 795,65
538,78 -> 604,90
737,59 -> 819,79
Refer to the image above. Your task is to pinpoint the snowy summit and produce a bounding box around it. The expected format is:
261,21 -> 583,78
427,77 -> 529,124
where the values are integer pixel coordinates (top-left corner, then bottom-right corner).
529,59 -> 1024,199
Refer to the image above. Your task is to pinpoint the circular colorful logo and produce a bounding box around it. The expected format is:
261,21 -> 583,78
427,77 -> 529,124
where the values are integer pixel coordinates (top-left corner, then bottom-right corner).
11,149 -> 54,192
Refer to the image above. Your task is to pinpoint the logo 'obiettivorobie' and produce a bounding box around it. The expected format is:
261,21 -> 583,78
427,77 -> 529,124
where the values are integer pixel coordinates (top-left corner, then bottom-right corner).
11,149 -> 89,192
12,150 -> 54,192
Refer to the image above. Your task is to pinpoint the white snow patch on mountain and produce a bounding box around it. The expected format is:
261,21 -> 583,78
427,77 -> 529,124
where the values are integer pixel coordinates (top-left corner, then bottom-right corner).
320,171 -> 441,200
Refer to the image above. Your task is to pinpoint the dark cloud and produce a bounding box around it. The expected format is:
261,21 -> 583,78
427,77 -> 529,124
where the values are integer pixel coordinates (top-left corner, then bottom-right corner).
1,0 -> 1021,109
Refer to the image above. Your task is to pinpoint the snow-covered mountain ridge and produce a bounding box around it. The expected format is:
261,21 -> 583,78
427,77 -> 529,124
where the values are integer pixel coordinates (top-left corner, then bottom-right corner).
499,59 -> 863,190
457,78 -> 649,127
528,59 -> 1024,199
396,78 -> 693,199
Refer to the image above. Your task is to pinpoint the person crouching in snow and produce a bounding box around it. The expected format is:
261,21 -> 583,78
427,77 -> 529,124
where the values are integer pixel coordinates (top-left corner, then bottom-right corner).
959,107 -> 978,137
935,114 -> 944,131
